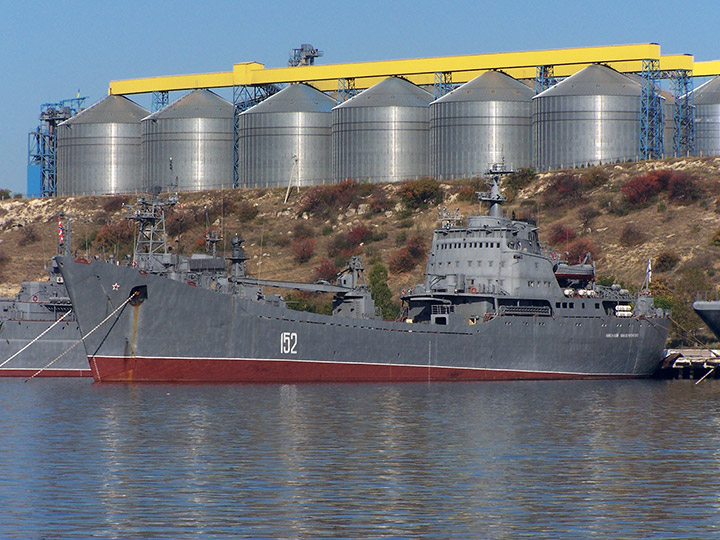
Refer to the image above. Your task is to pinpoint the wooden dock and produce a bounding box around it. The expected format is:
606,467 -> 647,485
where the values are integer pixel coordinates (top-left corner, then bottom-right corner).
655,349 -> 720,380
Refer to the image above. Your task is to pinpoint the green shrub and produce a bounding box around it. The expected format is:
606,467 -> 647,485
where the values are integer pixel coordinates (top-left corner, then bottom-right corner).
654,251 -> 680,273
369,262 -> 399,319
18,225 -> 39,247
236,201 -> 259,222
398,178 -> 443,209
619,223 -> 646,247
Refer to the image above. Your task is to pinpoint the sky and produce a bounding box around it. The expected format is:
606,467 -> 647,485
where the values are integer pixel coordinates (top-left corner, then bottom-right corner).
1,0 -> 718,196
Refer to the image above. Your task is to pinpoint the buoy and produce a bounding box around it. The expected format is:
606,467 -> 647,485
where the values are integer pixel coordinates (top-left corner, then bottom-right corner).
470,286 -> 478,294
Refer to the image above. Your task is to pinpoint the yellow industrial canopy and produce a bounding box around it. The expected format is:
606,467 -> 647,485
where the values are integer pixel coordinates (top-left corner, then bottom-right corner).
108,43 -> 709,95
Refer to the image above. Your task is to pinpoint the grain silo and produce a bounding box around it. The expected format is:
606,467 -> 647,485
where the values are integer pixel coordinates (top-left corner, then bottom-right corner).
694,76 -> 720,156
57,95 -> 148,196
332,77 -> 433,183
238,83 -> 336,188
533,64 -> 641,170
142,89 -> 233,192
430,71 -> 533,179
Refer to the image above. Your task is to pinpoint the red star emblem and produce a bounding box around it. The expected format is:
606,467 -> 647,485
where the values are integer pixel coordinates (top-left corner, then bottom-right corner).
112,283 -> 120,291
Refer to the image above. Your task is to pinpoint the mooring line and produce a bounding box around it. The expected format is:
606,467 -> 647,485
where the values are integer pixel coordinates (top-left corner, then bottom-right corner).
25,292 -> 137,381
0,310 -> 72,369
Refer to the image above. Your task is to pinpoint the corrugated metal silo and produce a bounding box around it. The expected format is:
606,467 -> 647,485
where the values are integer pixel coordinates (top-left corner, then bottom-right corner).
239,83 -> 336,188
533,64 -> 641,170
57,95 -> 148,196
694,76 -> 720,156
142,89 -> 233,192
430,71 -> 533,179
333,77 -> 433,183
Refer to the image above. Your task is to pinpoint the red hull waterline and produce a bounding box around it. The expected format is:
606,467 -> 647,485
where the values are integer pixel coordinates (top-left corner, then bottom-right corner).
0,368 -> 92,378
90,356 -> 639,383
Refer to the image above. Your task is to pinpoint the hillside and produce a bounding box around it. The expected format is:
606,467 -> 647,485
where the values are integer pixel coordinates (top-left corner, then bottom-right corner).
2,156 -> 720,345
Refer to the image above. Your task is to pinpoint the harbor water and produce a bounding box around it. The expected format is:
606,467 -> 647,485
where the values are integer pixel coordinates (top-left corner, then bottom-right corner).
0,378 -> 719,539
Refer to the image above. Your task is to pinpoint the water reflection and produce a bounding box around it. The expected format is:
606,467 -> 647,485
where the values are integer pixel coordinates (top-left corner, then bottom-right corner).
0,379 -> 719,538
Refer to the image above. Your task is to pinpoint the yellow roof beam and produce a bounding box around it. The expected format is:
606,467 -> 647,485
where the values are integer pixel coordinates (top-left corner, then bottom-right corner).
109,43 -> 662,95
694,61 -> 720,77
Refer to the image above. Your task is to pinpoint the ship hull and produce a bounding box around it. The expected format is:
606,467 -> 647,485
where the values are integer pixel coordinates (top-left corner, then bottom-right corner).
0,319 -> 90,378
59,258 -> 670,383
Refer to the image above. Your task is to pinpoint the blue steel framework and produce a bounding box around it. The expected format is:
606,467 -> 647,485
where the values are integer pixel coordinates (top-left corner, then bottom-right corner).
669,69 -> 695,157
534,65 -> 557,94
27,97 -> 87,197
151,91 -> 169,112
433,72 -> 454,99
337,78 -> 358,103
639,59 -> 664,160
232,84 -> 282,187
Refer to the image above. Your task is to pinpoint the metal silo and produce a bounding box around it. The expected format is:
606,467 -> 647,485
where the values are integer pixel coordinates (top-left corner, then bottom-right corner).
57,95 -> 148,196
239,83 -> 335,188
533,64 -> 641,170
333,77 -> 433,183
694,76 -> 720,156
430,71 -> 533,179
142,89 -> 233,192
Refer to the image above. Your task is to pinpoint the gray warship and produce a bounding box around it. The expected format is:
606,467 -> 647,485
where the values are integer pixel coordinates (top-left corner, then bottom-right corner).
0,215 -> 89,377
693,300 -> 720,340
56,171 -> 671,383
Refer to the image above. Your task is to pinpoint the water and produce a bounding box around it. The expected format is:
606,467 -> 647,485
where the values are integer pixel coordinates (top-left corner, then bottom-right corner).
0,378 -> 719,539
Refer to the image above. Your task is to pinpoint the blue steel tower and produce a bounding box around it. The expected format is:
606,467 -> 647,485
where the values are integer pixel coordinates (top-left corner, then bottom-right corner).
27,96 -> 87,197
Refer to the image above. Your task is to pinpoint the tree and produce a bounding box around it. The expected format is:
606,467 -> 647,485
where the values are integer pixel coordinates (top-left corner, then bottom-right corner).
369,262 -> 399,320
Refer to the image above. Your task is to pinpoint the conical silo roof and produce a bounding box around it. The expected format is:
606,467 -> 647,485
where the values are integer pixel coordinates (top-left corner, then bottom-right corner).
335,76 -> 433,109
433,70 -> 533,104
243,83 -> 336,114
693,76 -> 720,105
60,95 -> 148,125
145,89 -> 232,120
535,64 -> 641,98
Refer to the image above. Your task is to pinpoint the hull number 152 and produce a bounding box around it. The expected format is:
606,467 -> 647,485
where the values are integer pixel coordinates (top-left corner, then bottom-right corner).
281,332 -> 298,354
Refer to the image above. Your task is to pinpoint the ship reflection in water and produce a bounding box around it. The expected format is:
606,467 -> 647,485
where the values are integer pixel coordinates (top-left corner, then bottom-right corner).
0,378 -> 719,538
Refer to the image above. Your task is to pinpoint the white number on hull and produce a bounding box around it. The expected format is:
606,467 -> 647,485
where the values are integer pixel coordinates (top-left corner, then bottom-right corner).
281,332 -> 298,354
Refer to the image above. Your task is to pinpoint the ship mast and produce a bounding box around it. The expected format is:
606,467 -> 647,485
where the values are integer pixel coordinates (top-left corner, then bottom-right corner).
127,193 -> 178,272
478,162 -> 513,218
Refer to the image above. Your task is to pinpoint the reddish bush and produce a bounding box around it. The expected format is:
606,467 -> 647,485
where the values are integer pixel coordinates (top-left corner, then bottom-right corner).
564,238 -> 598,264
667,172 -> 703,203
388,234 -> 427,273
547,222 -> 577,246
369,188 -> 392,213
299,179 -> 360,217
621,169 -> 673,205
388,247 -> 419,273
542,173 -> 585,206
327,233 -> 358,259
405,234 -> 427,259
347,225 -> 372,245
314,258 -> 339,282
292,237 -> 316,263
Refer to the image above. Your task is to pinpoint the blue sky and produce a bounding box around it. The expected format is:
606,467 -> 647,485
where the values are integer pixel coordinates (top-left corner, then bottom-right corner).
1,0 -> 718,195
